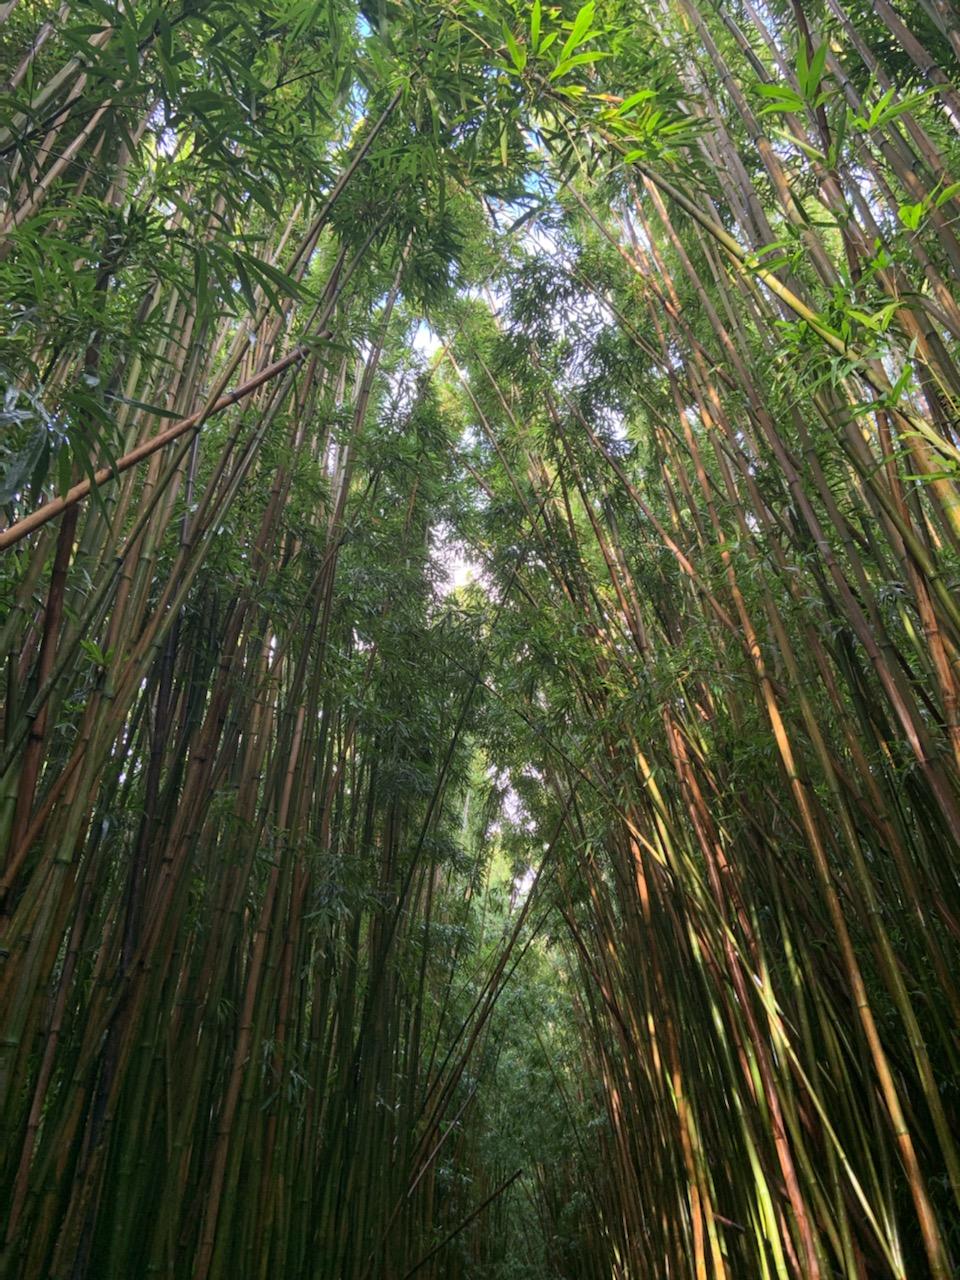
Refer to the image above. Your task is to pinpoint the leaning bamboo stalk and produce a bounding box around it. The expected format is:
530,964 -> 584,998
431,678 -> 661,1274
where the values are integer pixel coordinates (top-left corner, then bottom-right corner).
0,345 -> 313,550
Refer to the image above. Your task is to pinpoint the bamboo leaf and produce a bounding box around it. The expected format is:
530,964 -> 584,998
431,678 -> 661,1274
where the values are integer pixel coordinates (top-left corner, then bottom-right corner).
615,89 -> 656,115
503,25 -> 527,72
549,50 -> 611,80
557,2 -> 596,64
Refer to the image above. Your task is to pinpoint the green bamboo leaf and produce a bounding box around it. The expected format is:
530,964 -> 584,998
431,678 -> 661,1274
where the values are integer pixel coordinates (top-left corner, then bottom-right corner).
233,253 -> 258,316
797,41 -> 828,101
0,430 -> 47,505
898,201 -> 924,230
615,89 -> 655,115
548,49 -> 610,80
756,83 -> 806,115
773,127 -> 826,162
503,25 -> 527,72
104,393 -> 183,420
557,1 -> 596,65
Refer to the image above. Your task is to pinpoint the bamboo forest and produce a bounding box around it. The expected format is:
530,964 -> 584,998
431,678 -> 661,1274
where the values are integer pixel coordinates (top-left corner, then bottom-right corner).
7,0 -> 960,1277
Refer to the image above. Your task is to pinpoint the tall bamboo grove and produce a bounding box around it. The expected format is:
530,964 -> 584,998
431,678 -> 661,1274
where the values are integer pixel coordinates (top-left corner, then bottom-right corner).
2,1 -> 960,1277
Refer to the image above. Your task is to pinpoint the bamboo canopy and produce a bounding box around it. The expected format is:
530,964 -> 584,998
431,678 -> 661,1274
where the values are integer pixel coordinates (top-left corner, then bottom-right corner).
1,1 -> 960,1276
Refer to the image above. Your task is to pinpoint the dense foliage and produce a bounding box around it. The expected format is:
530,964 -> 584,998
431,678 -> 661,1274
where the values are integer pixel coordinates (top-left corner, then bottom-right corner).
2,1 -> 960,1277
